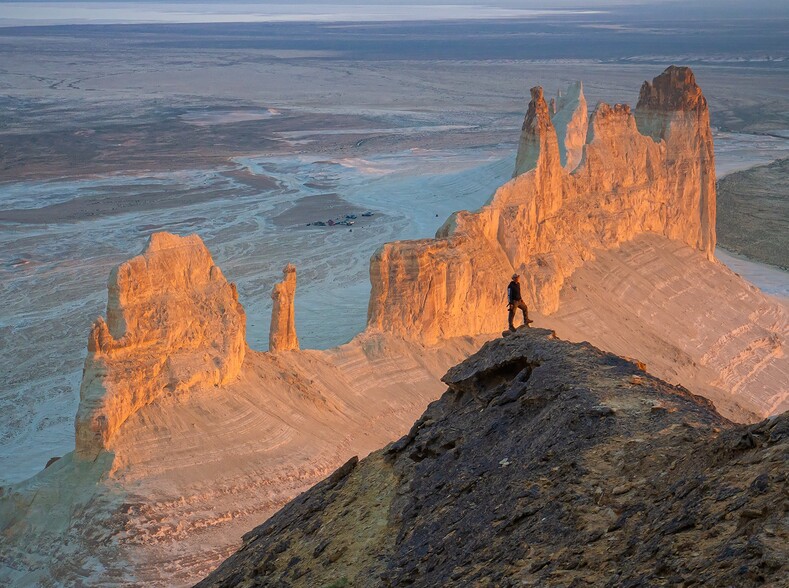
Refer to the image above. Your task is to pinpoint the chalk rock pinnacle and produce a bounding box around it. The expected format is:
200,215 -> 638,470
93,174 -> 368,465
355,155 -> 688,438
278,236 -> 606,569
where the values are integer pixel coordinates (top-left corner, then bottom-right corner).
368,66 -> 716,344
512,86 -> 564,215
636,65 -> 707,114
75,232 -> 246,458
515,81 -> 588,176
635,65 -> 716,257
552,81 -> 588,172
269,263 -> 299,352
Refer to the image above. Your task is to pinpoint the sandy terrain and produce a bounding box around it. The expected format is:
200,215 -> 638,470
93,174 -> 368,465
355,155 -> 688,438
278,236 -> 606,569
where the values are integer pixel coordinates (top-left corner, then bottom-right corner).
550,234 -> 789,421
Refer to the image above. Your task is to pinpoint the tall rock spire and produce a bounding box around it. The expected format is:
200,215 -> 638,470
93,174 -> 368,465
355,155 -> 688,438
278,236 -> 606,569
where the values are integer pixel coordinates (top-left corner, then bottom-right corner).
269,264 -> 299,352
513,86 -> 564,218
551,81 -> 588,172
635,65 -> 716,258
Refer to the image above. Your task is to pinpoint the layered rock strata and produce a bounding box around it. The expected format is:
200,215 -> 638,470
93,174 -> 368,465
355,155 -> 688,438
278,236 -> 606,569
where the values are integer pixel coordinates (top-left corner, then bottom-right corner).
74,232 -> 246,458
549,234 -> 789,420
269,264 -> 299,352
368,66 -> 717,344
199,328 -> 788,587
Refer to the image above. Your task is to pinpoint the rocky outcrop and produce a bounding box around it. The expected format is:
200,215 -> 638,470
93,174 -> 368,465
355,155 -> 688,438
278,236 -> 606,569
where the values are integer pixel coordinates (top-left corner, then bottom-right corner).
553,81 -> 588,171
269,264 -> 299,352
635,65 -> 717,256
74,232 -> 246,458
198,328 -> 788,588
368,66 -> 717,344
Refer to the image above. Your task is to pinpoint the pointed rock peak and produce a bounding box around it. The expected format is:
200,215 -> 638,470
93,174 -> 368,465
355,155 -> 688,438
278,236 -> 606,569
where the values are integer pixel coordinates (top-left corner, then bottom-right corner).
269,263 -> 299,352
513,86 -> 561,177
550,81 -> 588,171
525,85 -> 550,128
637,65 -> 706,113
555,80 -> 584,112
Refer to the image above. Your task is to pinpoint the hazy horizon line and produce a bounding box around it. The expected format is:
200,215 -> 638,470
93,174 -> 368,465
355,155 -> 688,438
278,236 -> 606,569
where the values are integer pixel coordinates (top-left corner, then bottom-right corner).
0,3 -> 610,28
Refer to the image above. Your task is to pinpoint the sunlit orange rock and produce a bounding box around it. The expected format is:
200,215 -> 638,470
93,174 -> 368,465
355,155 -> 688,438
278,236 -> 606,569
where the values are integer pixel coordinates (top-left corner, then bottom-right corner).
75,232 -> 246,458
368,66 -> 717,344
269,263 -> 299,352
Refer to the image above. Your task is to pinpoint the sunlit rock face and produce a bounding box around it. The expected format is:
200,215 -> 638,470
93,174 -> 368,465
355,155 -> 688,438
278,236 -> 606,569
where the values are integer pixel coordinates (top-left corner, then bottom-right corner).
368,66 -> 717,345
269,263 -> 299,352
553,80 -> 588,172
635,66 -> 717,257
74,232 -> 246,458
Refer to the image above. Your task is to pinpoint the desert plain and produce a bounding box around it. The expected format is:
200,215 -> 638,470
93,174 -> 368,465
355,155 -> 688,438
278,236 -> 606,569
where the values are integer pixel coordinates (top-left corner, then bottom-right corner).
0,6 -> 788,585
2,7 -> 788,487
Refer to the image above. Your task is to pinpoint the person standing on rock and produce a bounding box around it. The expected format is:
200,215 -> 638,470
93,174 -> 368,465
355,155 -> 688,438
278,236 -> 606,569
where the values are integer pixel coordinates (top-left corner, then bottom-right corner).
507,273 -> 533,331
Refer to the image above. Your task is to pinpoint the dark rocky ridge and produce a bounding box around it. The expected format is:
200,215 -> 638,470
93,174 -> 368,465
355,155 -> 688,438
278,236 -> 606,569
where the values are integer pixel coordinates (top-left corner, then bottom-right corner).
197,329 -> 788,587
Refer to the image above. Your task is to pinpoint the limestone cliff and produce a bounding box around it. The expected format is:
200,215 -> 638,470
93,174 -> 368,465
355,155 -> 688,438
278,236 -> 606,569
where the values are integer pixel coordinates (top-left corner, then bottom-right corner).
269,264 -> 299,352
552,81 -> 588,172
516,81 -> 587,174
368,66 -> 717,344
74,232 -> 246,458
198,328 -> 788,587
635,65 -> 717,256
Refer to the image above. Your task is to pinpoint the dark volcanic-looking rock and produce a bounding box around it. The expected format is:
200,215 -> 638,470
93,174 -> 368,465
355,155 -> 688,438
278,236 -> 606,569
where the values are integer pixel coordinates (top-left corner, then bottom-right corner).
197,329 -> 789,588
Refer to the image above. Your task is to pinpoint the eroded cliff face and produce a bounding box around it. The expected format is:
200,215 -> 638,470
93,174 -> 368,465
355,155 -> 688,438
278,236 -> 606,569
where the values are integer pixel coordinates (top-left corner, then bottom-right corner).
368,66 -> 717,344
635,66 -> 716,256
74,232 -> 246,458
269,263 -> 299,352
546,81 -> 588,172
